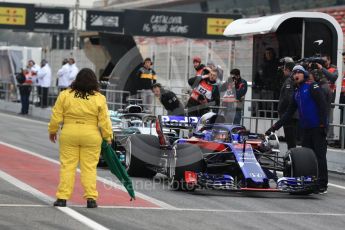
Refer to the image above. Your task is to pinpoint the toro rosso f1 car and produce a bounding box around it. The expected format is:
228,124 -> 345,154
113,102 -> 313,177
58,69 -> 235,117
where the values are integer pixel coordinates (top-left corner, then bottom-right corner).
119,112 -> 319,195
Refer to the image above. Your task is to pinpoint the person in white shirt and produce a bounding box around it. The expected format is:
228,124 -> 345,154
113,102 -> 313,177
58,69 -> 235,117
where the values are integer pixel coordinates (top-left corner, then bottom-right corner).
68,58 -> 79,85
57,58 -> 70,91
27,60 -> 40,85
27,60 -> 42,107
27,60 -> 40,75
37,59 -> 52,108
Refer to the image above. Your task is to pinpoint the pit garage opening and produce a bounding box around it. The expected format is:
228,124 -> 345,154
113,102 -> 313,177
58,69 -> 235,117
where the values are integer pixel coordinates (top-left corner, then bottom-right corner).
224,11 -> 343,138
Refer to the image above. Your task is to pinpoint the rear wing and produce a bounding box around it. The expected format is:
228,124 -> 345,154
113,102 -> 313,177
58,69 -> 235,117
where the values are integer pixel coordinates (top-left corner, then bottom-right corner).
158,115 -> 199,129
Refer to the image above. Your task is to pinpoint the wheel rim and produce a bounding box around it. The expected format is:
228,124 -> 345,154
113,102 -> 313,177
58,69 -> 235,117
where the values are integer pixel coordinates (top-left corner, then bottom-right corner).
288,153 -> 293,177
168,148 -> 177,186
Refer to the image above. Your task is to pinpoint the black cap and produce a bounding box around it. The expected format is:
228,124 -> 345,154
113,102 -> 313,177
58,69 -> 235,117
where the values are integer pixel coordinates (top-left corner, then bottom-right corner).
144,57 -> 152,63
151,83 -> 162,89
284,62 -> 295,72
230,68 -> 240,76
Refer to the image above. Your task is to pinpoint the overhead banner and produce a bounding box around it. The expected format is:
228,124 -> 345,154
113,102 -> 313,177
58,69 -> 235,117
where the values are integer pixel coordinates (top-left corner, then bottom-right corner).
124,10 -> 241,39
0,3 -> 34,30
125,10 -> 201,38
86,10 -> 123,32
34,7 -> 70,30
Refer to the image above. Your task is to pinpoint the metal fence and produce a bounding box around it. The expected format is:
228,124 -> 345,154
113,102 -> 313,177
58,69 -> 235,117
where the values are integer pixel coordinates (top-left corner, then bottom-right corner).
1,80 -> 344,149
0,81 -> 12,101
241,99 -> 345,150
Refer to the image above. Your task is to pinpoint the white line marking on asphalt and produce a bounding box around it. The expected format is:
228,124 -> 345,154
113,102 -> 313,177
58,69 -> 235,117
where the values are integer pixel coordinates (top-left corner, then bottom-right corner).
0,141 -> 176,209
0,170 -> 54,203
97,206 -> 345,216
327,148 -> 345,153
276,171 -> 345,191
0,112 -> 48,125
0,170 -> 109,230
0,204 -> 49,207
1,203 -> 344,217
57,207 -> 109,230
328,183 -> 345,190
0,141 -> 60,164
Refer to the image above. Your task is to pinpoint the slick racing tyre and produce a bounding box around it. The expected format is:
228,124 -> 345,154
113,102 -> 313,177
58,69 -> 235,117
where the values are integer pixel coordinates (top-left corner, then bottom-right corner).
97,154 -> 108,167
169,143 -> 204,191
284,147 -> 318,195
125,134 -> 161,178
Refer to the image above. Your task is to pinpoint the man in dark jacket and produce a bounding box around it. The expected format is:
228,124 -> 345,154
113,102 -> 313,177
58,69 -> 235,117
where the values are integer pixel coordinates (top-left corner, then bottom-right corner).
186,68 -> 220,117
137,58 -> 157,110
151,83 -> 185,116
231,69 -> 247,124
266,65 -> 329,193
277,61 -> 297,149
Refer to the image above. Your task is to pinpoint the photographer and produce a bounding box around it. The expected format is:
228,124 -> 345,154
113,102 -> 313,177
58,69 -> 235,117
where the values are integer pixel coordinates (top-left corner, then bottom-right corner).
277,61 -> 297,149
309,69 -> 332,114
266,65 -> 329,194
207,60 -> 224,82
186,68 -> 220,117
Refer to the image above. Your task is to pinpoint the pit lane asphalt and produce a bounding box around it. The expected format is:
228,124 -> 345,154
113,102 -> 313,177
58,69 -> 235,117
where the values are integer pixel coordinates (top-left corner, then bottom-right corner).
1,111 -> 345,230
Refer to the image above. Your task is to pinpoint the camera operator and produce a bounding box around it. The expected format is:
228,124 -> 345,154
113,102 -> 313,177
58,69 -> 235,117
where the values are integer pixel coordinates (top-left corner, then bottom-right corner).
266,65 -> 329,194
309,69 -> 332,115
186,68 -> 220,117
316,55 -> 338,139
277,60 -> 297,149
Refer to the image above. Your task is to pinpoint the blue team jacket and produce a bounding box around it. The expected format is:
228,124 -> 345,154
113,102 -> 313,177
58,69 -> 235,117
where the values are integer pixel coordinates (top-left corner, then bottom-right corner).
295,82 -> 326,128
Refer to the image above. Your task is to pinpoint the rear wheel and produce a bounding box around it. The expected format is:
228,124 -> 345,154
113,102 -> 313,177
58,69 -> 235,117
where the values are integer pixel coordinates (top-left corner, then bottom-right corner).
284,147 -> 318,195
169,143 -> 204,191
97,154 -> 108,167
125,134 -> 161,178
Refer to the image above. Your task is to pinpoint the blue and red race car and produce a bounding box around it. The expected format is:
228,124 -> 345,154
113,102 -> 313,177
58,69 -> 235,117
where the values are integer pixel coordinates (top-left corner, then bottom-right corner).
119,112 -> 319,195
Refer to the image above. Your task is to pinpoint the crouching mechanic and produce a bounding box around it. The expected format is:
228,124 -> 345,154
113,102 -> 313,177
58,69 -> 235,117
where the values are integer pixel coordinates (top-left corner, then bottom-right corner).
48,68 -> 113,208
265,65 -> 329,194
151,83 -> 185,115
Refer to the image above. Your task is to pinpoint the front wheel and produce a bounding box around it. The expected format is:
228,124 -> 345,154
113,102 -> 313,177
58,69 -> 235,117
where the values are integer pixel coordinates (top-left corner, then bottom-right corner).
169,143 -> 204,191
284,147 -> 318,195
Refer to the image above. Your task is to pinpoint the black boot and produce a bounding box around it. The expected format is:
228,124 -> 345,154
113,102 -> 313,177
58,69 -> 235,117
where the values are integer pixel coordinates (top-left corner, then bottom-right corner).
53,199 -> 66,207
87,198 -> 97,208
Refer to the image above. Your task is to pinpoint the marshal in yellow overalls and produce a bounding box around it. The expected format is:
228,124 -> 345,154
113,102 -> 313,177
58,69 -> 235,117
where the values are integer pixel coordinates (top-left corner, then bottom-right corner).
48,90 -> 112,200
